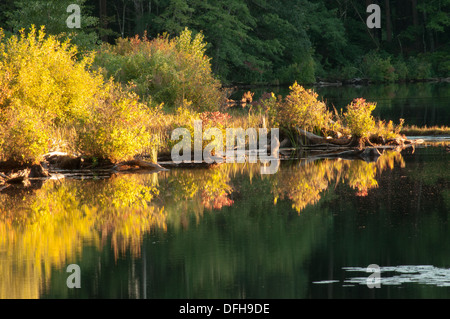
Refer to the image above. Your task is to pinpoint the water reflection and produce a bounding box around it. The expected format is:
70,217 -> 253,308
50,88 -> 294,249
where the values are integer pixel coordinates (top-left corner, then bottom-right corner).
0,174 -> 165,298
273,151 -> 405,213
0,149 -> 421,298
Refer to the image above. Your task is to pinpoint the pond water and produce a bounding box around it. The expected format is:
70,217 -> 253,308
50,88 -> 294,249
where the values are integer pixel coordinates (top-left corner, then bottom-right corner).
0,143 -> 448,299
0,83 -> 449,299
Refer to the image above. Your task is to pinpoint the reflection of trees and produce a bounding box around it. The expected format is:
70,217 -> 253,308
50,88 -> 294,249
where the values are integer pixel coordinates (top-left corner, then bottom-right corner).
0,151 -> 408,298
0,174 -> 165,298
273,151 -> 405,213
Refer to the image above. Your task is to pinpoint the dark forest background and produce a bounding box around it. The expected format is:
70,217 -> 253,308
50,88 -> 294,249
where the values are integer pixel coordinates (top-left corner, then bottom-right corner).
1,0 -> 449,85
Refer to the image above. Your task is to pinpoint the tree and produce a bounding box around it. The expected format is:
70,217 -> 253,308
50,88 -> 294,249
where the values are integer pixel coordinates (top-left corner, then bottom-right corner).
7,0 -> 100,50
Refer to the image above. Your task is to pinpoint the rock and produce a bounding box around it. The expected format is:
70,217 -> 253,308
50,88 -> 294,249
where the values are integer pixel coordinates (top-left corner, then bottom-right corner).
369,135 -> 385,145
29,164 -> 50,178
57,156 -> 83,169
359,147 -> 382,162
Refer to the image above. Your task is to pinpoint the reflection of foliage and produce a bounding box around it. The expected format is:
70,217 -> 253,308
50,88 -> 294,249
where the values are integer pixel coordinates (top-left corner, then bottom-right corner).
0,174 -> 165,298
273,159 -> 334,213
165,166 -> 234,211
201,169 -> 234,210
346,161 -> 378,196
273,151 -> 406,213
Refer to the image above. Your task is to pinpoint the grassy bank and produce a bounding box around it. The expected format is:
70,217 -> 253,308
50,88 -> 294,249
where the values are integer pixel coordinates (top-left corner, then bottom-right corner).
400,126 -> 450,136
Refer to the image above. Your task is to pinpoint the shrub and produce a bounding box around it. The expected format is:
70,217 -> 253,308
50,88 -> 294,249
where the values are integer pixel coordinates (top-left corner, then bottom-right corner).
275,82 -> 331,135
0,26 -> 103,126
373,118 -> 405,139
343,98 -> 376,138
76,82 -> 158,163
427,51 -> 450,77
94,28 -> 224,112
393,58 -> 409,81
0,26 -> 158,164
0,26 -> 102,164
361,52 -> 397,82
0,107 -> 50,164
407,56 -> 432,80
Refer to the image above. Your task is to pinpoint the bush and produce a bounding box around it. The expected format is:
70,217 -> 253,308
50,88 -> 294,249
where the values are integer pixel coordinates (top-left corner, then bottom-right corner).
0,26 -> 103,125
427,51 -> 450,77
0,107 -> 50,164
344,98 -> 376,138
0,26 -> 158,165
373,118 -> 405,140
407,56 -> 432,80
76,82 -> 158,163
94,28 -> 224,112
361,52 -> 397,82
0,26 -> 102,164
274,82 -> 331,135
393,58 -> 409,81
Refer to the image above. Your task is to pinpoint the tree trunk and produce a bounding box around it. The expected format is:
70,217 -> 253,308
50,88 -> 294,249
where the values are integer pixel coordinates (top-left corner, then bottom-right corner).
99,0 -> 108,42
411,0 -> 421,51
385,0 -> 392,42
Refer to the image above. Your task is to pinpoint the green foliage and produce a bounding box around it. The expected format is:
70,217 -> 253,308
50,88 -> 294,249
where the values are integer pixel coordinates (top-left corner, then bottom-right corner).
94,28 -> 224,112
6,0 -> 100,51
406,56 -> 432,80
361,52 -> 397,83
426,50 -> 450,77
392,58 -> 409,81
344,98 -> 376,138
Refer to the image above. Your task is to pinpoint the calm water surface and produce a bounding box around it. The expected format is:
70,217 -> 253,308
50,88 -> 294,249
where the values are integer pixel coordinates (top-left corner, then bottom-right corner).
0,144 -> 449,299
0,83 -> 449,299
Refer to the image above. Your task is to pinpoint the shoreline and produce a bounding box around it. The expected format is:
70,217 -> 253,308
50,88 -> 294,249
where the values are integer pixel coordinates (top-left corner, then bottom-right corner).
2,136 -> 444,188
222,76 -> 450,90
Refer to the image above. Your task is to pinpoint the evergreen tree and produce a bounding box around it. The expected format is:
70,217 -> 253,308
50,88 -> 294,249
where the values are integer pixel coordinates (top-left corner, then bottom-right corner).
7,0 -> 100,50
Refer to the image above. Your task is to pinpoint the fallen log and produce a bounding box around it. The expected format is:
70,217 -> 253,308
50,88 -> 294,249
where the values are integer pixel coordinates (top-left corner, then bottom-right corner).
296,128 -> 357,147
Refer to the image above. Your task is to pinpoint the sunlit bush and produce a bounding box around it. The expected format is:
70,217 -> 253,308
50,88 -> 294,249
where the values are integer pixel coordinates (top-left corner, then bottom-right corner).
0,26 -> 103,125
0,107 -> 50,164
0,26 -> 102,163
373,118 -> 405,140
343,98 -> 376,138
0,26 -> 159,164
94,28 -> 224,112
76,82 -> 158,163
274,82 -> 331,135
